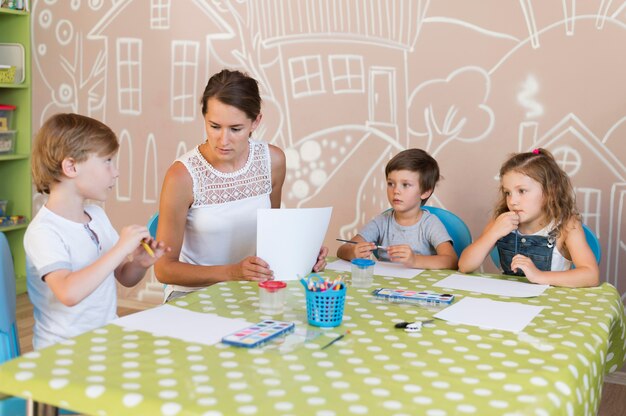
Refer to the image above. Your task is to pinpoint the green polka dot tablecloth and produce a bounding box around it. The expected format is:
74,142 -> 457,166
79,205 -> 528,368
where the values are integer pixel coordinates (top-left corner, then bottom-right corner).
1,270 -> 624,416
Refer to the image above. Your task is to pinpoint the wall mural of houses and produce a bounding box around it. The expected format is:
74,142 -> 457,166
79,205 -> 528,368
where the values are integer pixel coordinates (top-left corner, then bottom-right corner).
31,0 -> 626,308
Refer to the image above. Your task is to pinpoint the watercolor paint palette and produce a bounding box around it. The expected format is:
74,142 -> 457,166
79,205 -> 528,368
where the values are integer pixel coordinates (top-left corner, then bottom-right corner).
222,320 -> 295,348
372,288 -> 455,305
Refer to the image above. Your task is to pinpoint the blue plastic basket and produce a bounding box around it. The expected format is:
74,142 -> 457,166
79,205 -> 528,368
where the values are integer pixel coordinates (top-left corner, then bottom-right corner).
305,286 -> 346,327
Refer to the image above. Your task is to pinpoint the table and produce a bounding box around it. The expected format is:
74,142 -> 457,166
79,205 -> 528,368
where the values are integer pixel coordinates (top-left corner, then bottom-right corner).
0,269 -> 624,415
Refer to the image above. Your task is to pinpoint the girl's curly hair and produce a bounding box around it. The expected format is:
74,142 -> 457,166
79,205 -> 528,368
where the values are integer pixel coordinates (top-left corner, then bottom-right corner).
495,148 -> 580,235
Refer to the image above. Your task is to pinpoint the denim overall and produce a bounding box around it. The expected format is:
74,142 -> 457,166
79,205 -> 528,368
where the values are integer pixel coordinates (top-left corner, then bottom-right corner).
496,229 -> 557,276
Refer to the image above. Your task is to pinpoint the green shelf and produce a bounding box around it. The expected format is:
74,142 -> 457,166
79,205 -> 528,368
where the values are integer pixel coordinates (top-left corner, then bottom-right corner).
0,153 -> 29,161
0,9 -> 31,295
0,83 -> 29,89
0,222 -> 28,232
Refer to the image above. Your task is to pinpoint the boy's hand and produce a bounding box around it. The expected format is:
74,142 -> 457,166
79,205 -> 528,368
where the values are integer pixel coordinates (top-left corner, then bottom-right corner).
353,242 -> 376,259
490,212 -> 520,239
132,238 -> 169,268
387,244 -> 414,267
117,225 -> 151,256
312,246 -> 328,272
510,254 -> 545,283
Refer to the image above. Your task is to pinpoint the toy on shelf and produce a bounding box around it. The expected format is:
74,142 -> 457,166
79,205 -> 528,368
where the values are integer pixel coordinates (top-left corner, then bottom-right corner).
0,215 -> 25,227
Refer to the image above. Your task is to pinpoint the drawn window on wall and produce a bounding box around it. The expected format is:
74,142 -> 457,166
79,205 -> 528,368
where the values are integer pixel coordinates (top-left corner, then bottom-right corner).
171,41 -> 199,122
150,0 -> 171,29
116,38 -> 142,115
552,146 -> 581,176
116,129 -> 132,202
143,134 -> 158,203
289,56 -> 325,98
328,55 -> 364,94
576,187 -> 601,236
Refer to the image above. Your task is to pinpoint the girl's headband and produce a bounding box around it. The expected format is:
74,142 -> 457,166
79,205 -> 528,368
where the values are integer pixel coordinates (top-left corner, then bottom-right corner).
532,148 -> 540,155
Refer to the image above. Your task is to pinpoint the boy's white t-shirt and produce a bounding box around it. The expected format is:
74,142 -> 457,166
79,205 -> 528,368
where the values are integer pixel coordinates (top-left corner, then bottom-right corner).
24,205 -> 119,349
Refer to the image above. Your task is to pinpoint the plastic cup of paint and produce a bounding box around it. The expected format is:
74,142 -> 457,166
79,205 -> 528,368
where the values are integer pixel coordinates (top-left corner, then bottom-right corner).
350,258 -> 375,288
258,280 -> 287,314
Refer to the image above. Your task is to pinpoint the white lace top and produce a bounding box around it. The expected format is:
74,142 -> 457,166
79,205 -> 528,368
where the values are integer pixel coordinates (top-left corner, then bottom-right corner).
165,140 -> 272,298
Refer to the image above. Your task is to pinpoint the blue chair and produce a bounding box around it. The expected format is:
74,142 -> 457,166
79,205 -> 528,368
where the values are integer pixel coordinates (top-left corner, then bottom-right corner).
422,206 -> 472,258
490,223 -> 601,269
0,234 -> 77,415
148,212 -> 159,239
0,232 -> 24,415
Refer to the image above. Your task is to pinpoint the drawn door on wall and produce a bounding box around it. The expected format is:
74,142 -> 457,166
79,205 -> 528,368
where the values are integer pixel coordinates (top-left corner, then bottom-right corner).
368,67 -> 397,139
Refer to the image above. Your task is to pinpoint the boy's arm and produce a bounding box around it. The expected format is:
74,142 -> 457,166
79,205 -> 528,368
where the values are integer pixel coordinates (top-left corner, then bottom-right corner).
414,241 -> 458,269
115,237 -> 168,287
519,218 -> 599,288
44,234 -> 140,306
387,241 -> 458,269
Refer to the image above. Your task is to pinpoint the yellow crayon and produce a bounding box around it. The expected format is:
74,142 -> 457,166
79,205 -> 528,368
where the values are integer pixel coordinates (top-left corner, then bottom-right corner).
141,241 -> 155,258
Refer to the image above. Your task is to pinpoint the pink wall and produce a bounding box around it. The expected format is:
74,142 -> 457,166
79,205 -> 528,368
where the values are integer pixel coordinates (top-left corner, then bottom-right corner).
31,1 -> 626,307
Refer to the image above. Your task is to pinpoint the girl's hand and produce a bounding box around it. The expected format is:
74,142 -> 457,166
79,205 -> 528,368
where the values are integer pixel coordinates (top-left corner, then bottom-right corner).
234,256 -> 274,281
313,246 -> 328,272
387,244 -> 414,267
353,242 -> 376,259
132,238 -> 170,268
510,254 -> 546,284
490,212 -> 520,239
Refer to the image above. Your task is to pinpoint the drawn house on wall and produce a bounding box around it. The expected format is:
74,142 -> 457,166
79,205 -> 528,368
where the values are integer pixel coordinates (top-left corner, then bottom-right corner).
519,115 -> 626,297
88,0 -> 232,302
89,0 -> 232,204
249,1 -> 425,148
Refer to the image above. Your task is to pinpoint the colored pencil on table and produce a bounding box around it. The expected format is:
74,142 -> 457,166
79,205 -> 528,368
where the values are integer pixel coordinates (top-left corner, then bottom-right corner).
321,330 -> 350,350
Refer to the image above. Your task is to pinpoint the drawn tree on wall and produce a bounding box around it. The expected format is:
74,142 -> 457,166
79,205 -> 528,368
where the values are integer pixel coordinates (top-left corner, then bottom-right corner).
32,0 -> 110,124
408,66 -> 495,156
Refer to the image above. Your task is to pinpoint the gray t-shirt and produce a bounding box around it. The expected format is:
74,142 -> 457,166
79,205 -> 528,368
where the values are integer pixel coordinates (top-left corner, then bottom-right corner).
358,209 -> 452,262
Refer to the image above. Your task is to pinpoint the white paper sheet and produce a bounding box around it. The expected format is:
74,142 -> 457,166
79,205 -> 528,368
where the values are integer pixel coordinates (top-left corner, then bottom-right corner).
325,259 -> 423,279
434,297 -> 544,332
111,305 -> 252,346
257,207 -> 332,281
433,274 -> 549,298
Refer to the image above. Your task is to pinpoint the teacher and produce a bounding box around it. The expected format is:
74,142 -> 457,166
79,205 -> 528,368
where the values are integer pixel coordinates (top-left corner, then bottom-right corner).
155,69 -> 327,301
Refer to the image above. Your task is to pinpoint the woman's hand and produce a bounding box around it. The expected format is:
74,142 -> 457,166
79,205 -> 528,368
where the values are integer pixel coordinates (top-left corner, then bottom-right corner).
313,246 -> 329,272
234,256 -> 274,281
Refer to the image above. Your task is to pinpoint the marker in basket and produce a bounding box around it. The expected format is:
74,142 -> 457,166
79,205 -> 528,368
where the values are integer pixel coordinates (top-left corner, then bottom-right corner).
320,330 -> 350,350
335,239 -> 388,250
141,240 -> 155,258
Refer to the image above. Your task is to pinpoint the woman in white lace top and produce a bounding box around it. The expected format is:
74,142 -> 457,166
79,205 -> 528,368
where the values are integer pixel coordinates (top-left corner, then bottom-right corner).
155,70 -> 327,300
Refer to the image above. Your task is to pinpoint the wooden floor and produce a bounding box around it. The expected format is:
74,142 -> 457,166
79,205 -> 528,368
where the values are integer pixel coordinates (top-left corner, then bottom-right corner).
15,294 -> 626,415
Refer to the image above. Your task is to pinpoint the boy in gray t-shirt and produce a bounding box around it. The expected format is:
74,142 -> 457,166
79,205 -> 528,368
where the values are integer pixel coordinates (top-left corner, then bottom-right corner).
337,149 -> 458,270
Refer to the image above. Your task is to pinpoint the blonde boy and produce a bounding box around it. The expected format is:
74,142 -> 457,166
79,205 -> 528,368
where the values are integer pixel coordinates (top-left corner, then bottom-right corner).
25,113 -> 166,349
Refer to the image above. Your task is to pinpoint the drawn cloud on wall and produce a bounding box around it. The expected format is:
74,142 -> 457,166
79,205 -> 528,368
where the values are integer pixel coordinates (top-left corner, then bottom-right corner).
408,66 -> 494,152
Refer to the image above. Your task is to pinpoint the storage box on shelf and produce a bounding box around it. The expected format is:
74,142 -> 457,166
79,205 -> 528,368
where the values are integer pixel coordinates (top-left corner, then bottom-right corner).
0,7 -> 31,294
0,130 -> 15,153
0,104 -> 15,130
